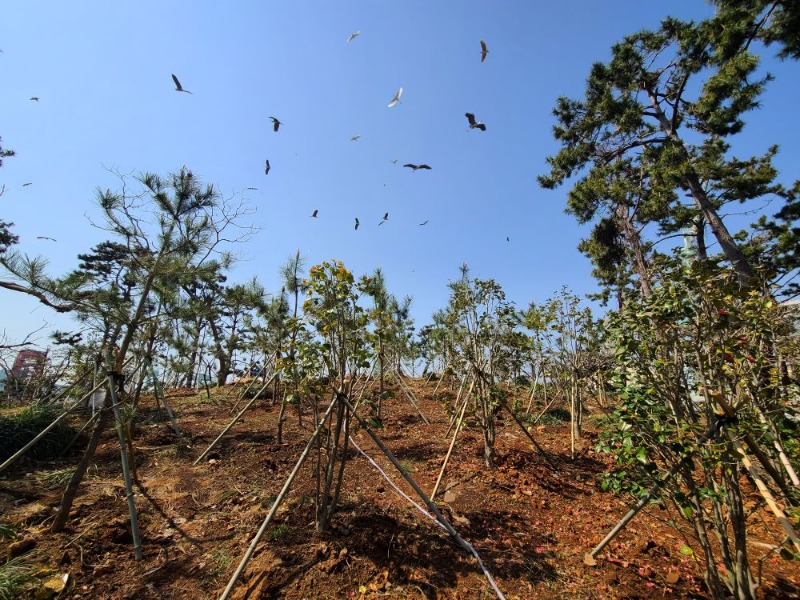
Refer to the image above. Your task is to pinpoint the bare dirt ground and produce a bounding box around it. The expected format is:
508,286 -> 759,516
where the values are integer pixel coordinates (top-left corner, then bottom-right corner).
2,378 -> 799,599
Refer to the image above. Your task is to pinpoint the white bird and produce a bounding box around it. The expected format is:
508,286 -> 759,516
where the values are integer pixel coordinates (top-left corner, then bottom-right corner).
348,30 -> 361,42
350,134 -> 362,142
387,87 -> 403,108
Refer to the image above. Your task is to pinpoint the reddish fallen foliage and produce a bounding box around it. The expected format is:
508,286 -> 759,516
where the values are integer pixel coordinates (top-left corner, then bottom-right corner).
1,379 -> 798,599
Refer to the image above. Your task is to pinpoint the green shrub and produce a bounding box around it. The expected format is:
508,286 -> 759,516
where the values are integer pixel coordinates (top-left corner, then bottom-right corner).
0,556 -> 35,600
0,403 -> 76,462
527,407 -> 571,427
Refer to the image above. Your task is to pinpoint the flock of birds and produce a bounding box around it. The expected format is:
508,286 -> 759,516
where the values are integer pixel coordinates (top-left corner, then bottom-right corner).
172,35 -> 493,233
18,36 -> 501,242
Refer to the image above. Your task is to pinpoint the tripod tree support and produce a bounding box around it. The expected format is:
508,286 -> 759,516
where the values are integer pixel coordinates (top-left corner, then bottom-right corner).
218,397 -> 339,600
194,371 -> 279,465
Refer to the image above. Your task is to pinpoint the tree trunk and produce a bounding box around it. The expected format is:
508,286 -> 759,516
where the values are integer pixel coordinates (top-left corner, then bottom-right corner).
51,397 -> 112,532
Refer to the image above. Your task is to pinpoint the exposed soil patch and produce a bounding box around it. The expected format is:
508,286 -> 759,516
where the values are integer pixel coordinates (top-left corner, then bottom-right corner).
1,379 -> 798,598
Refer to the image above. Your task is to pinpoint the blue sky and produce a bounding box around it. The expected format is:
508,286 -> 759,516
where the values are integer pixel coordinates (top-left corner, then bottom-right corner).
1,1 -> 798,347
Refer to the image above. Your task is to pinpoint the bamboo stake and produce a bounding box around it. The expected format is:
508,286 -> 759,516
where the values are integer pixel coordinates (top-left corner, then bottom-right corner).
193,371 -> 279,465
57,410 -> 100,459
229,360 -> 263,413
431,378 -> 474,500
0,378 -> 107,474
391,371 -> 430,425
146,356 -> 183,442
586,422 -> 720,564
105,365 -> 143,561
429,359 -> 452,399
714,395 -> 795,505
754,406 -> 800,486
728,433 -> 800,554
498,397 -> 557,470
218,397 -> 339,600
445,372 -> 469,434
341,396 -> 505,600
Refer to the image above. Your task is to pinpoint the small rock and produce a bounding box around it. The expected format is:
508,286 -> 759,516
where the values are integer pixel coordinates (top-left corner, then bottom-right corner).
666,571 -> 681,584
8,538 -> 36,559
443,490 -> 457,503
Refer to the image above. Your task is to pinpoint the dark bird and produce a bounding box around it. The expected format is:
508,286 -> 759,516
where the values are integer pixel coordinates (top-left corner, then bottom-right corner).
22,182 -> 33,187
480,40 -> 489,63
354,218 -> 360,231
350,134 -> 362,141
270,117 -> 282,132
466,113 -> 486,131
347,30 -> 361,42
30,97 -> 39,102
379,212 -> 389,225
391,158 -> 399,165
507,237 -> 510,242
419,220 -> 429,226
245,187 -> 258,191
171,74 -> 192,94
311,209 -> 318,218
37,236 -> 57,242
403,163 -> 432,170
264,159 -> 271,175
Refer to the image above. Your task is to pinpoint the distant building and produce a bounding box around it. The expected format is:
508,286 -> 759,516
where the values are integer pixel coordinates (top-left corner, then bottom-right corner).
10,349 -> 47,381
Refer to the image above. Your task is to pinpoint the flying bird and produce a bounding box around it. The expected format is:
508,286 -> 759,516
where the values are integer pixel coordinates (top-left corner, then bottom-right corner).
171,74 -> 192,94
270,117 -> 282,132
354,218 -> 360,231
466,113 -> 486,131
379,212 -> 389,225
22,182 -> 33,187
507,237 -> 510,242
36,236 -> 57,242
418,220 -> 429,226
30,97 -> 39,102
347,30 -> 361,42
480,40 -> 489,63
391,158 -> 399,165
387,87 -> 403,108
350,134 -> 362,141
403,163 -> 431,170
245,187 -> 258,191
311,209 -> 318,218
264,159 -> 271,175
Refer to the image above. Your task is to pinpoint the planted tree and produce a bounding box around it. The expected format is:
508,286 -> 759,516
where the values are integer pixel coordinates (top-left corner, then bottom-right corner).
599,259 -> 799,599
538,15 -> 796,291
302,260 -> 372,532
443,265 -> 517,468
0,167 -> 253,535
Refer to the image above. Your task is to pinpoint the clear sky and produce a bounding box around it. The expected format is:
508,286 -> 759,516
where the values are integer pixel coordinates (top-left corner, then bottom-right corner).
1,1 -> 798,348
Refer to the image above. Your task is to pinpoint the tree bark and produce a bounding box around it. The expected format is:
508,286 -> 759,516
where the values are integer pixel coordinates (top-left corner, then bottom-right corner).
51,397 -> 112,532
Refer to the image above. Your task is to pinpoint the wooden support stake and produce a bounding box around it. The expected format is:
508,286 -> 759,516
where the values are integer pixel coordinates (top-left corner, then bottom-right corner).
218,397 -> 339,600
0,366 -> 134,474
194,372 -> 279,465
432,378 -> 474,500
342,396 -> 505,600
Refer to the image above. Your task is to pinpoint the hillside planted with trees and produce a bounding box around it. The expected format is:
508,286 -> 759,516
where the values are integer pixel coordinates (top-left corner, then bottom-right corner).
0,3 -> 798,599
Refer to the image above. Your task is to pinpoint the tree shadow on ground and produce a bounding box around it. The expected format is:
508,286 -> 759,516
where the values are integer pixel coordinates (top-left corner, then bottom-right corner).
444,506 -> 559,586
